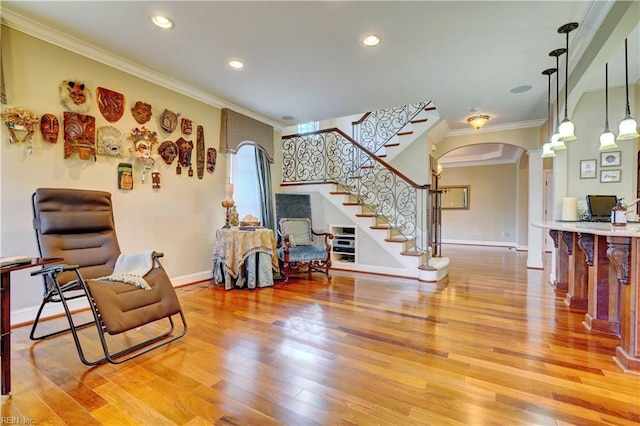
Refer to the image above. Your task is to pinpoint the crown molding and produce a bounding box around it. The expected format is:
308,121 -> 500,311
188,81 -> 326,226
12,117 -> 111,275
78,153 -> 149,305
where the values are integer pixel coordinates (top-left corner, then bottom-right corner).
1,9 -> 283,131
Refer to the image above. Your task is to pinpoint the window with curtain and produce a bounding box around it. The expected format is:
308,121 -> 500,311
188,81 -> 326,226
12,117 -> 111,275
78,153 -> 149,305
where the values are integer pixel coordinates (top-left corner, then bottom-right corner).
232,145 -> 261,221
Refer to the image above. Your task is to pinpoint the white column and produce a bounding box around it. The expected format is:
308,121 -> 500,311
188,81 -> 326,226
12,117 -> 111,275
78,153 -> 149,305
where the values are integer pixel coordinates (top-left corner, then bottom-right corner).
527,149 -> 544,269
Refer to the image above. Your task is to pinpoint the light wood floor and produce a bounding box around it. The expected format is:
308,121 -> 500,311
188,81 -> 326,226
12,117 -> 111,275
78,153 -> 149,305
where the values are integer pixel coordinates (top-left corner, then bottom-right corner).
2,245 -> 639,425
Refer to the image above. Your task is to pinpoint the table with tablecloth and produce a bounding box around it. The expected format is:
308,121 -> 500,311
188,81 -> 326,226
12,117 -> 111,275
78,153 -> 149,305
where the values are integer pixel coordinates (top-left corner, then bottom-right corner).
212,227 -> 279,289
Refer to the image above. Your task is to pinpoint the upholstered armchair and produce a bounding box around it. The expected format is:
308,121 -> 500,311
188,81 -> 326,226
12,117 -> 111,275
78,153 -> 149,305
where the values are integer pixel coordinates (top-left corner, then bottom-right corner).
277,217 -> 333,283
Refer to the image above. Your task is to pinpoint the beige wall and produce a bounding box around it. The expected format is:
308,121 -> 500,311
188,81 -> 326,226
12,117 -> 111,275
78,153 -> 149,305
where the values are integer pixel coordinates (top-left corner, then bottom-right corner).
439,163 -> 519,246
1,26 -> 231,321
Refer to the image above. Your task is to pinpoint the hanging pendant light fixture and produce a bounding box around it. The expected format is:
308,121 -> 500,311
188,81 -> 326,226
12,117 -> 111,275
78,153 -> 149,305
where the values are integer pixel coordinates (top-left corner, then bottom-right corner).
549,48 -> 567,150
617,38 -> 640,140
599,63 -> 618,151
557,22 -> 579,142
541,67 -> 557,158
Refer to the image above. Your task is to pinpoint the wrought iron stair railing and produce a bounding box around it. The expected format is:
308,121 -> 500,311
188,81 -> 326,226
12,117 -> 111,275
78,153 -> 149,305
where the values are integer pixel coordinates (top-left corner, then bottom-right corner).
282,128 -> 436,258
351,101 -> 434,154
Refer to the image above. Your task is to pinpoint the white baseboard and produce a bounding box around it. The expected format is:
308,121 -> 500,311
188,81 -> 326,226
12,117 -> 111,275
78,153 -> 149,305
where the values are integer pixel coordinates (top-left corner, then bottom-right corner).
331,262 -> 417,279
442,239 -> 517,248
11,270 -> 213,327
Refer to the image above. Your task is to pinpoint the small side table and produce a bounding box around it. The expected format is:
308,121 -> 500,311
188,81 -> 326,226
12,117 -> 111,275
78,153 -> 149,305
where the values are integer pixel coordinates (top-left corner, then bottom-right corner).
1,257 -> 63,396
212,228 -> 279,289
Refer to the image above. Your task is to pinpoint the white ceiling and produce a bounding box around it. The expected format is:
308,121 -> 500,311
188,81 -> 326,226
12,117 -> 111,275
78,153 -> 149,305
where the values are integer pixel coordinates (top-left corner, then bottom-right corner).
1,1 -> 638,145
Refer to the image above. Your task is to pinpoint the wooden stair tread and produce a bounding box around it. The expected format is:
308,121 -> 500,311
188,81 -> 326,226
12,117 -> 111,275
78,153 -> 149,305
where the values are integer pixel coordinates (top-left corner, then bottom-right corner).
385,143 -> 400,148
330,191 -> 349,195
385,237 -> 409,243
401,250 -> 425,257
342,202 -> 362,206
410,118 -> 428,124
356,213 -> 376,218
397,131 -> 413,136
370,225 -> 392,230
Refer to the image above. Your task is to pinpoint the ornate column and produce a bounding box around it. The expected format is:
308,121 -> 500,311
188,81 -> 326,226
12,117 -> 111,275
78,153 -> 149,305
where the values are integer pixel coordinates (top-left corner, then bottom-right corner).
583,234 -> 620,334
608,236 -> 639,372
552,231 -> 569,294
565,232 -> 588,311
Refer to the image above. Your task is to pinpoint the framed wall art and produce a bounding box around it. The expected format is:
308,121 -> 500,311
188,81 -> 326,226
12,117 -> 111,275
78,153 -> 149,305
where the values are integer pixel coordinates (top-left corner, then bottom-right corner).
600,151 -> 621,167
580,159 -> 596,179
600,169 -> 621,183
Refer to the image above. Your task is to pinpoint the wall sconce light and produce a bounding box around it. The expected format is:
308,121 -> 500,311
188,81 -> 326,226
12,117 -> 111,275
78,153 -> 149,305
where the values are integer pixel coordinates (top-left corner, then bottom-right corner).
557,22 -> 579,142
549,48 -> 567,150
617,38 -> 639,140
467,114 -> 489,130
599,63 -> 618,151
541,67 -> 557,159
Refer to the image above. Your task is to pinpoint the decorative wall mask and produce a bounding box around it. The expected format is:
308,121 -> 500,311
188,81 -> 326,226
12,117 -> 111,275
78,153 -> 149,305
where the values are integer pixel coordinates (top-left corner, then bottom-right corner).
131,101 -> 152,124
128,126 -> 158,182
59,80 -> 91,113
152,171 -> 161,189
118,163 -> 133,190
63,112 -> 96,160
96,87 -> 125,122
157,140 -> 178,165
196,125 -> 205,179
97,126 -> 123,157
40,113 -> 59,143
1,107 -> 39,154
207,147 -> 217,173
176,137 -> 193,176
160,108 -> 180,133
181,118 -> 192,135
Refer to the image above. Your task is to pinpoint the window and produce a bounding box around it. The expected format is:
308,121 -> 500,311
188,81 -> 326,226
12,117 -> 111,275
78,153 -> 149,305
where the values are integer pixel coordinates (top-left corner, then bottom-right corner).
297,121 -> 319,133
232,145 -> 261,221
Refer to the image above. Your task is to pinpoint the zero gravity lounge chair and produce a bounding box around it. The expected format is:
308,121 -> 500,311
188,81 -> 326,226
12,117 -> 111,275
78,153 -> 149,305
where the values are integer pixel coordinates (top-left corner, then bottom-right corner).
30,188 -> 187,365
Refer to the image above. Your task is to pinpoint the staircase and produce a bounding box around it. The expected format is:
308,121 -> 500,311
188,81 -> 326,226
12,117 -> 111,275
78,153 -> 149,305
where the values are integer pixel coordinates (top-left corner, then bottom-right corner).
281,104 -> 449,282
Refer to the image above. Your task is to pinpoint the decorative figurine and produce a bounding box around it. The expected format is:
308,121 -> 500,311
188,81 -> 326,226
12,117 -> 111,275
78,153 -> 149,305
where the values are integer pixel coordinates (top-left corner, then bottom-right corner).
63,112 -> 96,160
40,113 -> 59,143
131,101 -> 152,124
96,87 -> 125,122
59,80 -> 91,113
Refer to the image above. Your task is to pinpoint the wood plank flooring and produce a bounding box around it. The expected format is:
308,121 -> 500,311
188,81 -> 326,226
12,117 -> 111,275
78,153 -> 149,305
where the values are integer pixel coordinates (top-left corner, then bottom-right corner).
2,245 -> 639,425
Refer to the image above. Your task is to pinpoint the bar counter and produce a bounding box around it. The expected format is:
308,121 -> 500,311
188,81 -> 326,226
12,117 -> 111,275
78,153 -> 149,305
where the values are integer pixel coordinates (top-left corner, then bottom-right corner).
534,221 -> 639,373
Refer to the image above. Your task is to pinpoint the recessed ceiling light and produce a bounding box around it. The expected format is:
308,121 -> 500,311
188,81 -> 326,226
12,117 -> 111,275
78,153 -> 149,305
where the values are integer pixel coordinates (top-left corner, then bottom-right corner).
363,34 -> 380,47
151,15 -> 174,29
229,60 -> 244,69
511,85 -> 532,94
282,115 -> 295,121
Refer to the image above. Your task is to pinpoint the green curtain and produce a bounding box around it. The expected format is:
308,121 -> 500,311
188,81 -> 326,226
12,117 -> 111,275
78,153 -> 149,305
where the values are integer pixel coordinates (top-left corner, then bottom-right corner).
255,147 -> 274,232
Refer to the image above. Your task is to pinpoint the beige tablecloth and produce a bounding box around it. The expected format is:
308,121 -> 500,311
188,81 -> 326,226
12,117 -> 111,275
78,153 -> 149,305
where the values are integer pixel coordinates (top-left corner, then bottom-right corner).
212,227 -> 279,289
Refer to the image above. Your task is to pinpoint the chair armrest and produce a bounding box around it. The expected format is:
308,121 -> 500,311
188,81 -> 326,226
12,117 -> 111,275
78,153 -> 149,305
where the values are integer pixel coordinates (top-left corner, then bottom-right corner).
30,264 -> 78,277
281,234 -> 292,252
312,230 -> 334,250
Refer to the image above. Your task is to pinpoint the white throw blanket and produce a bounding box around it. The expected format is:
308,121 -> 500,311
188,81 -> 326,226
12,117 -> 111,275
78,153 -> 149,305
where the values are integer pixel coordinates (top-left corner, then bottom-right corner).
94,250 -> 154,290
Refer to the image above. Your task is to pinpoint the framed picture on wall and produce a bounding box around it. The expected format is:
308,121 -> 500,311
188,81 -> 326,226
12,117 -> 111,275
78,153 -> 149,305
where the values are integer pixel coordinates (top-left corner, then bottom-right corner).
600,169 -> 621,183
580,159 -> 597,179
601,151 -> 621,167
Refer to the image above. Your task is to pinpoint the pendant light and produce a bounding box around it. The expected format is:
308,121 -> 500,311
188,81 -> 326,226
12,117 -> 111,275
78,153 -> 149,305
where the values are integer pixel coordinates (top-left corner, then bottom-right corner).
541,67 -> 557,158
599,63 -> 618,151
549,48 -> 567,150
558,22 -> 579,142
617,38 -> 640,140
